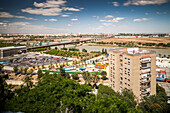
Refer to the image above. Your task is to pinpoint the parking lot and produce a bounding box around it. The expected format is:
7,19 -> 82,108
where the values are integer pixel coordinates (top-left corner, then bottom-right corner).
3,52 -> 74,68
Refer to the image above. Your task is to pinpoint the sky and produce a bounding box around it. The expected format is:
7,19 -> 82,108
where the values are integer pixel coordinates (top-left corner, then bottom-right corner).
0,0 -> 170,34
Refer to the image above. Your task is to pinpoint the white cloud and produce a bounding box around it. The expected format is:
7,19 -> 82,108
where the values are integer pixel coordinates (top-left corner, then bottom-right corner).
100,17 -> 125,23
0,12 -> 35,20
93,16 -> 99,19
61,14 -> 70,17
21,0 -> 84,16
102,23 -> 112,26
63,7 -> 83,11
112,2 -> 119,6
0,22 -> 69,34
68,24 -> 71,26
34,0 -> 66,8
22,8 -> 62,16
123,0 -> 169,6
156,12 -> 167,14
145,13 -> 149,15
71,18 -> 78,21
44,19 -> 58,21
133,18 -> 152,22
105,15 -> 114,18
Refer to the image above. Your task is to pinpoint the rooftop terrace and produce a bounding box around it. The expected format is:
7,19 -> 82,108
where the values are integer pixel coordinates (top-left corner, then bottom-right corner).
109,47 -> 156,56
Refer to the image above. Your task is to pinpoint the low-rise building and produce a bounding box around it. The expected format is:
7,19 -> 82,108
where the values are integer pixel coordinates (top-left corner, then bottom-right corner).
0,46 -> 27,59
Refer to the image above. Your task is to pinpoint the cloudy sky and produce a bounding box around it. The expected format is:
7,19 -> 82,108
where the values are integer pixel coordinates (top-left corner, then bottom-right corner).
0,0 -> 170,34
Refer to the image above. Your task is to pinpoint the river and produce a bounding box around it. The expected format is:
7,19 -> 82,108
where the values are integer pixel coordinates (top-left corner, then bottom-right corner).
52,45 -> 170,57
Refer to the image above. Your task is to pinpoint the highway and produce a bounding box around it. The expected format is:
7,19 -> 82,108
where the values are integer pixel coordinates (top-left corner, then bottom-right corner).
27,36 -> 111,50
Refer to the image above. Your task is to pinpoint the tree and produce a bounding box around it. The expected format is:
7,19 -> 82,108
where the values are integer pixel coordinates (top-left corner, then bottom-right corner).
19,68 -> 23,73
0,63 -> 4,72
24,67 -> 28,74
29,69 -> 34,75
59,66 -> 65,77
97,84 -> 117,99
120,89 -> 137,108
33,65 -> 35,69
92,72 -> 100,89
72,73 -> 79,80
102,48 -> 104,54
83,71 -> 92,86
101,71 -> 107,80
82,48 -> 87,52
104,49 -> 107,54
65,72 -> 70,79
138,84 -> 169,112
24,76 -> 33,88
37,69 -> 43,79
13,66 -> 18,74
5,75 -> 93,113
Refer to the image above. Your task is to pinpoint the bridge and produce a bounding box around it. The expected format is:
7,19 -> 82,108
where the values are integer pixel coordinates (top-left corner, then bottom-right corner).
27,36 -> 111,50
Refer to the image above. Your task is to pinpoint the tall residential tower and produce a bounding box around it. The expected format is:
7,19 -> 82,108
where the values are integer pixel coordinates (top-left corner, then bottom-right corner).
109,47 -> 156,101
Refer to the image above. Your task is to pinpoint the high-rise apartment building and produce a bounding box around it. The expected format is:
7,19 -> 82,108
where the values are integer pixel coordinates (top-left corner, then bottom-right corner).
109,47 -> 156,101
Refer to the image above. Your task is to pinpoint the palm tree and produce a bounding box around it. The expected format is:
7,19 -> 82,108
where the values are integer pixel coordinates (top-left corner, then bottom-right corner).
24,76 -> 33,88
92,72 -> 100,89
83,72 -> 92,86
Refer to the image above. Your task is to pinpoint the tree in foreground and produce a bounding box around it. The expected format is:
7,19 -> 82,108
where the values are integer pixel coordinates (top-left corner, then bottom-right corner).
71,73 -> 79,80
138,84 -> 169,112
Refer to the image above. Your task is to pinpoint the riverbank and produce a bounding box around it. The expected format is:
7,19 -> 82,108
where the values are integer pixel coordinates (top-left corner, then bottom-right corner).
87,43 -> 169,50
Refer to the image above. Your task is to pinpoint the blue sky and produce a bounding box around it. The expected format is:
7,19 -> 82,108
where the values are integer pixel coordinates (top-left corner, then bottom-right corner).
0,0 -> 170,34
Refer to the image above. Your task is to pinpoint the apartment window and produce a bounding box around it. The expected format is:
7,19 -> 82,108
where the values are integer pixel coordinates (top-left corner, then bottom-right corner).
120,73 -> 123,75
120,63 -> 123,67
125,82 -> 127,85
120,55 -> 123,57
128,79 -> 130,81
125,57 -> 127,60
128,84 -> 130,86
120,81 -> 122,84
120,77 -> 123,80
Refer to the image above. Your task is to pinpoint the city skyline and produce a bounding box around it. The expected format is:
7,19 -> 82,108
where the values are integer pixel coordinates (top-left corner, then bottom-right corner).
0,0 -> 170,34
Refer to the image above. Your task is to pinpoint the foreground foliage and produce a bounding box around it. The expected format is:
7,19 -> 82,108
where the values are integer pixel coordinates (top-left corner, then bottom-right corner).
1,69 -> 169,113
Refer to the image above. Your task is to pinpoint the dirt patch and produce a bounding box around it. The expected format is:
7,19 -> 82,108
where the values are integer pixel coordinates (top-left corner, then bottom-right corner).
99,37 -> 170,44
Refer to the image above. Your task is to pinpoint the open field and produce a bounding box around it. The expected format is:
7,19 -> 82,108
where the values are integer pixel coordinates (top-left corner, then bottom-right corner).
99,37 -> 170,44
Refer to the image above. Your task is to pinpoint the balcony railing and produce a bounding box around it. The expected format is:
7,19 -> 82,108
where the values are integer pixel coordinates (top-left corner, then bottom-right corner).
141,80 -> 150,83
141,69 -> 151,73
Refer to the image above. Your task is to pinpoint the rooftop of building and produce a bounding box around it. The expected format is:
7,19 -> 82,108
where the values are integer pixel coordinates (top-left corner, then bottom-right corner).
109,47 -> 156,56
0,46 -> 26,50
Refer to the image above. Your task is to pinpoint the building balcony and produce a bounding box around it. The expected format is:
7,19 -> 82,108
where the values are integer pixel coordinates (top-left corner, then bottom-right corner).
141,87 -> 150,93
141,80 -> 150,83
141,69 -> 151,73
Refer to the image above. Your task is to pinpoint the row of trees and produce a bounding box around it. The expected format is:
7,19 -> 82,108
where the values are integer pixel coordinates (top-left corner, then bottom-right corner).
0,43 -> 25,47
45,49 -> 89,58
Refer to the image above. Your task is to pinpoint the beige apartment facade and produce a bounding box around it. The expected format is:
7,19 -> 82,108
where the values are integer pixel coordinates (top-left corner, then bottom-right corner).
109,47 -> 156,101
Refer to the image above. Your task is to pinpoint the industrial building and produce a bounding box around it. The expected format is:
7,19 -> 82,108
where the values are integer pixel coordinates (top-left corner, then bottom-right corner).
0,46 -> 27,59
109,47 -> 156,101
